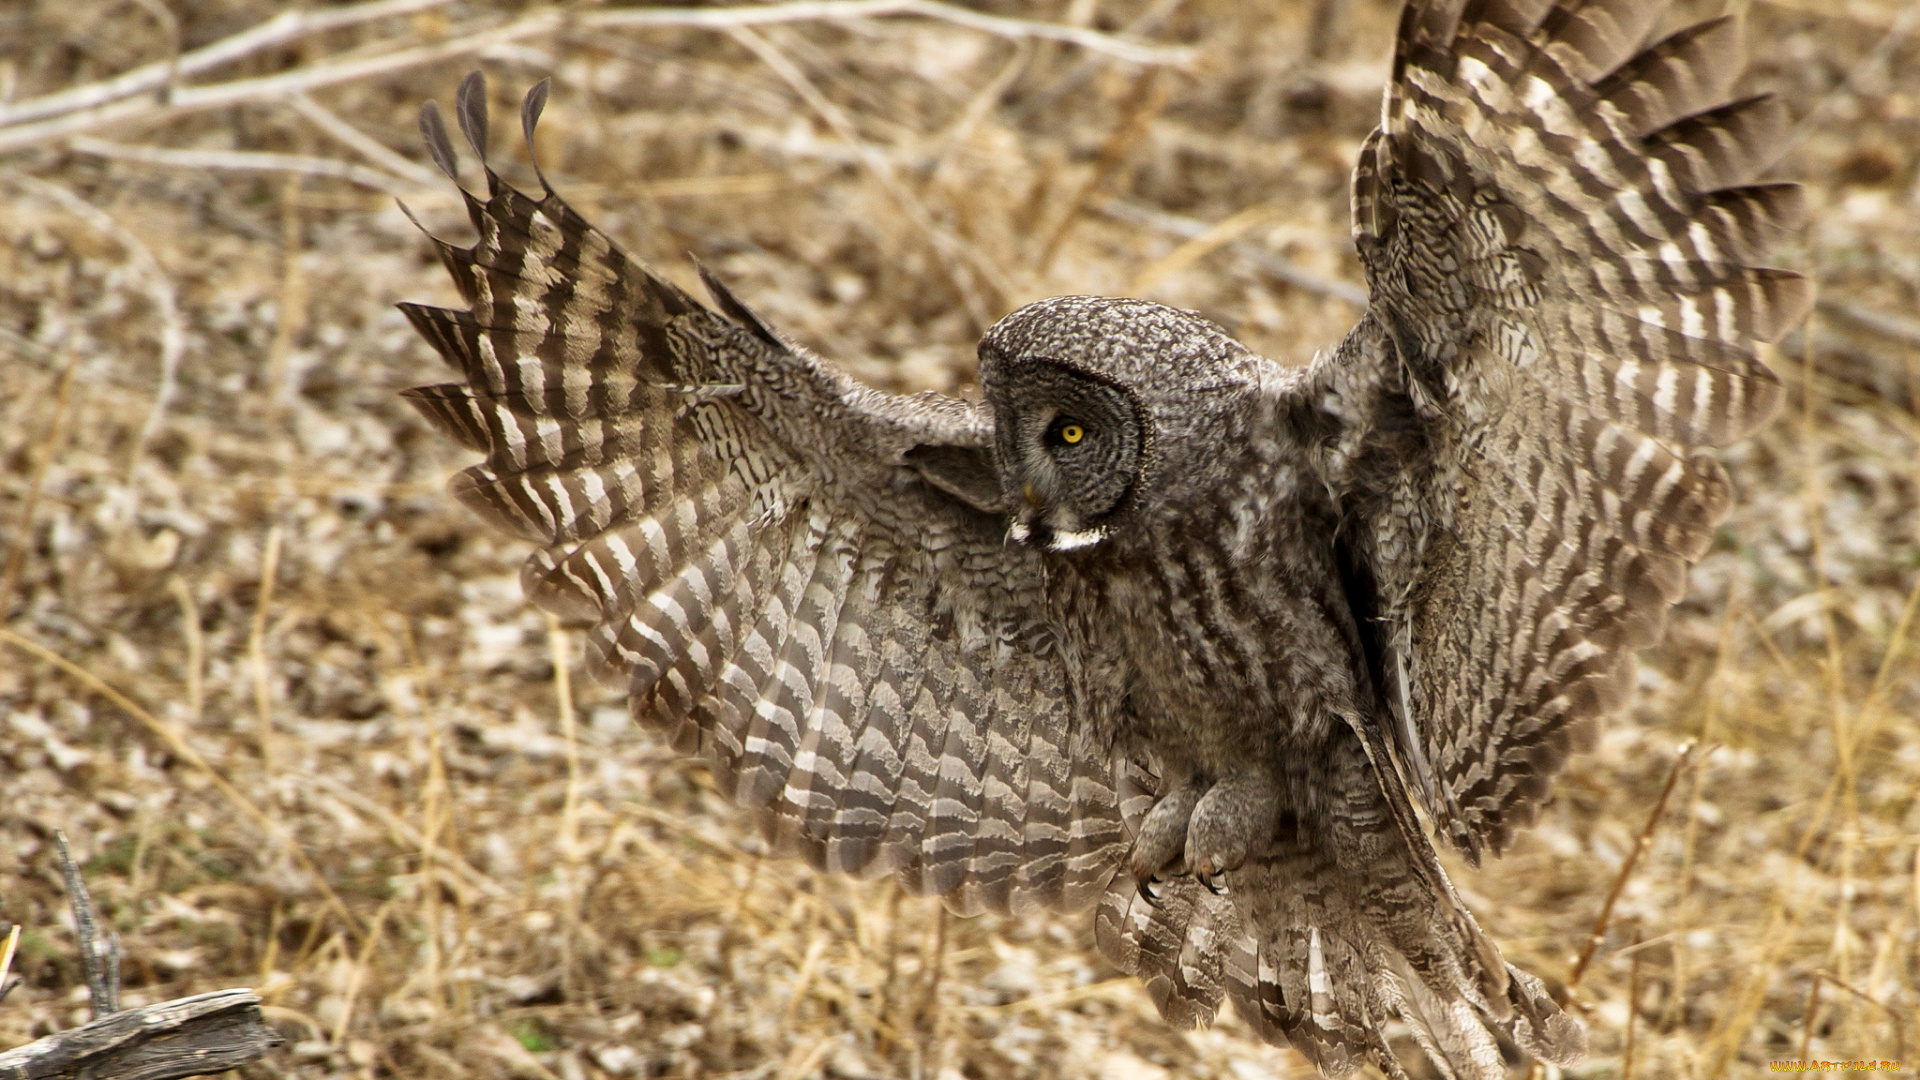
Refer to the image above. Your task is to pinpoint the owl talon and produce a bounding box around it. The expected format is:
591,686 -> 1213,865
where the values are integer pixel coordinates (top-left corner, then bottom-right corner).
1128,778 -> 1206,891
1199,872 -> 1227,896
1137,876 -> 1162,904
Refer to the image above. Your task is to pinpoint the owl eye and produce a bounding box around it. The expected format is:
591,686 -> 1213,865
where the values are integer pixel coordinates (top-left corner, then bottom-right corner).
1047,418 -> 1087,447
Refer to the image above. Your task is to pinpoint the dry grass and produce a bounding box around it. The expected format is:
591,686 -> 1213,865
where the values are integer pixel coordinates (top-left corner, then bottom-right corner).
1,0 -> 1917,1077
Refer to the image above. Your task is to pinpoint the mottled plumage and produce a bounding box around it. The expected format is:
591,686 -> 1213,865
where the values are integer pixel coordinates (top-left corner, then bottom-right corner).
400,2 -> 1805,1075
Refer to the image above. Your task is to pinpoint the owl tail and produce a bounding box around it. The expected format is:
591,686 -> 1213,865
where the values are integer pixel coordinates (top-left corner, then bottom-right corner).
1095,868 -> 1581,1078
1094,798 -> 1582,1079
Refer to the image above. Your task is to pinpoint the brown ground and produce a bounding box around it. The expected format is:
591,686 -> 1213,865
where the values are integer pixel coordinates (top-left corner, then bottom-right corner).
1,0 -> 1917,1077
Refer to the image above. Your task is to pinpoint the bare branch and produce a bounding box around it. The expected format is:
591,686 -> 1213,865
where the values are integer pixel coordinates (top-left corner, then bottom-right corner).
67,138 -> 427,195
586,0 -> 1197,65
0,13 -> 564,155
0,1 -> 1191,156
0,0 -> 456,128
288,93 -> 442,187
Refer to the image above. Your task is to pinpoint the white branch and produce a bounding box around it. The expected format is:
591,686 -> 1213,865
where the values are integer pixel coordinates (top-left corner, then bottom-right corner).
0,1 -> 1193,155
67,137 -> 428,195
288,92 -> 441,187
586,0 -> 1197,65
0,0 -> 455,128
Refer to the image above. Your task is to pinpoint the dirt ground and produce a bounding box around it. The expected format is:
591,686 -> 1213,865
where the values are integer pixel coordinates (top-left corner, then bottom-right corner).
1,0 -> 1917,1077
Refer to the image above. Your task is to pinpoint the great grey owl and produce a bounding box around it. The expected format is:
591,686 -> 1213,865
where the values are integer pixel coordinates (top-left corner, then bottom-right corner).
399,0 -> 1805,1074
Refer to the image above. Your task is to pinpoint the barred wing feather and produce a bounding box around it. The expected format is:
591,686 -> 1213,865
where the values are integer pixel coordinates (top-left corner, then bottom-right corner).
1336,0 -> 1808,860
401,75 -> 1129,917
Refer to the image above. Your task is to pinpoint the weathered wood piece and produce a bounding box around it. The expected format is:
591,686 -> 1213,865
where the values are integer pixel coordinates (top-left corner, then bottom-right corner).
0,988 -> 281,1080
0,832 -> 283,1078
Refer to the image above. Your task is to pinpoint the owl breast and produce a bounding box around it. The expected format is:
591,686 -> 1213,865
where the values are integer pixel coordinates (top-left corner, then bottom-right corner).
1091,428 -> 1365,788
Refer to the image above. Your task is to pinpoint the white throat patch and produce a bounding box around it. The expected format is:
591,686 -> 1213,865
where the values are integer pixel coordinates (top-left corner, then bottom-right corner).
1045,525 -> 1110,552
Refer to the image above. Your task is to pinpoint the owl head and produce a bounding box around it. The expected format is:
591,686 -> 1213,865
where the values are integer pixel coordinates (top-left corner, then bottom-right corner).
972,296 -> 1260,552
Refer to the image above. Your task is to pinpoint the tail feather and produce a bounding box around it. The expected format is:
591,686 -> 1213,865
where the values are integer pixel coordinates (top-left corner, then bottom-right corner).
1096,734 -> 1584,1078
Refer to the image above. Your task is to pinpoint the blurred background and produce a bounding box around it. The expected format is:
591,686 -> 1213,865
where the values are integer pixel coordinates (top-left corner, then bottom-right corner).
0,0 -> 1916,1076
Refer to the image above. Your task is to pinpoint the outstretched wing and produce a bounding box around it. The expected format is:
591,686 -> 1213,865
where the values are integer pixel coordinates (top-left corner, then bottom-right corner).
401,75 -> 1131,916
1323,0 -> 1808,860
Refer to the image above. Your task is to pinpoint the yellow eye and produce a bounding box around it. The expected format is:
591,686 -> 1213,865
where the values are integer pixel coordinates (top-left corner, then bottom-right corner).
1060,424 -> 1085,445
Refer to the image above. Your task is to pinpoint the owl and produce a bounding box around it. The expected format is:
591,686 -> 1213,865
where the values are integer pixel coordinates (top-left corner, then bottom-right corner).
399,0 -> 1806,1075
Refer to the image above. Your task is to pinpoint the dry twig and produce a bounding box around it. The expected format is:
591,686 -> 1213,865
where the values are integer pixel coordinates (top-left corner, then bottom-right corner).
0,837 -> 279,1079
1039,68 -> 1168,269
51,832 -> 118,1020
67,138 -> 427,195
1129,198 -> 1288,294
1820,297 -> 1920,351
1097,197 -> 1370,305
0,0 -> 454,128
728,24 -> 1011,327
287,92 -> 441,188
1810,970 -> 1909,1064
1565,740 -> 1701,995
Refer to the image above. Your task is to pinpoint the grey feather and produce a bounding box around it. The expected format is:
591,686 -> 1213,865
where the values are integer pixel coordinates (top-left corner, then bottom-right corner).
455,70 -> 488,164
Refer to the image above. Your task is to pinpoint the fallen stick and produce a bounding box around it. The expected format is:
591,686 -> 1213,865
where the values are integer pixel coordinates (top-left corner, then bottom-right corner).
0,833 -> 282,1079
0,989 -> 281,1080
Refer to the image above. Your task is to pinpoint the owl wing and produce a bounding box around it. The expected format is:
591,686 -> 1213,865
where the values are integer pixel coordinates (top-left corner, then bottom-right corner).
400,76 -> 1134,916
1326,0 -> 1808,861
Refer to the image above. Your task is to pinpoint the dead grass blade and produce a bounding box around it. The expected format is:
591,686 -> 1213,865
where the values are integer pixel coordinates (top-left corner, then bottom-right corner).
1565,740 -> 1700,996
728,24 -> 1010,327
247,526 -> 285,773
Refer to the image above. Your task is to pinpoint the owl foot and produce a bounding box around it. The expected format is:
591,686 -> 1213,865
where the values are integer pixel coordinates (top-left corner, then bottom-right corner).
1129,780 -> 1203,903
1184,771 -> 1282,889
1129,771 -> 1283,901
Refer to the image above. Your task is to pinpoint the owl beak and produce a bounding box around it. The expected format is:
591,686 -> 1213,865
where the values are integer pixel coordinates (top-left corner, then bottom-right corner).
1006,484 -> 1045,545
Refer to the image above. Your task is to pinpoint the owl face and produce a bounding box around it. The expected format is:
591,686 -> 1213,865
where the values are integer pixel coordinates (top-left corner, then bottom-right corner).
979,296 -> 1256,553
983,358 -> 1147,551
